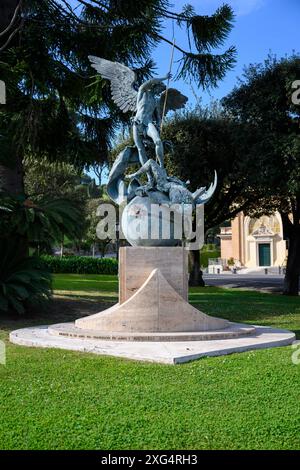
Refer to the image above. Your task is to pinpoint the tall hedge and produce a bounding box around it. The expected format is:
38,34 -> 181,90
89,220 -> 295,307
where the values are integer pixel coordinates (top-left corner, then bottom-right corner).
41,256 -> 118,275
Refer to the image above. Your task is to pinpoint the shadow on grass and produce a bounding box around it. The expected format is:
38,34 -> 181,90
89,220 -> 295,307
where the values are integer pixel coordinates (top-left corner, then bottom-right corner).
292,330 -> 300,339
0,296 -> 111,335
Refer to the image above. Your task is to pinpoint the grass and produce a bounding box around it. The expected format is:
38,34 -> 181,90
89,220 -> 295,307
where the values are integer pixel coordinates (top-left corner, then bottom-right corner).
52,273 -> 118,301
0,274 -> 300,450
52,273 -> 118,293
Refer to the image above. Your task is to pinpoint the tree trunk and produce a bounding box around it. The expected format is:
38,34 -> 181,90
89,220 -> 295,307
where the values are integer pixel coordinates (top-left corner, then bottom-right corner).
101,242 -> 107,258
189,250 -> 205,287
0,1 -> 24,196
283,226 -> 300,296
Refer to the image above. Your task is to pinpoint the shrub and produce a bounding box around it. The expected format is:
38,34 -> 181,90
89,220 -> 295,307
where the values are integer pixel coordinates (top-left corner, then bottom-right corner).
0,239 -> 52,315
41,255 -> 118,275
200,249 -> 221,268
202,243 -> 218,252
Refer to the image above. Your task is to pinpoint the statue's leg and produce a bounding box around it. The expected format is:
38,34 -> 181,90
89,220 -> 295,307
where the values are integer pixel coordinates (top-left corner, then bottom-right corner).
132,124 -> 154,185
147,123 -> 164,168
132,123 -> 147,165
127,159 -> 171,196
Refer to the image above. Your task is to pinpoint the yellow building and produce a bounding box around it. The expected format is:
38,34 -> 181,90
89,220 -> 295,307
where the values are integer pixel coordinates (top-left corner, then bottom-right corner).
219,212 -> 288,268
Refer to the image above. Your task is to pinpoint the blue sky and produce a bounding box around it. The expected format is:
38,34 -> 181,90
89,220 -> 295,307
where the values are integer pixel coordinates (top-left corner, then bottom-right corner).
153,0 -> 299,106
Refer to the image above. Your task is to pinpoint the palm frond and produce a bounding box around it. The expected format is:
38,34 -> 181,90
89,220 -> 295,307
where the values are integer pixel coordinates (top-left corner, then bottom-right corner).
0,239 -> 52,315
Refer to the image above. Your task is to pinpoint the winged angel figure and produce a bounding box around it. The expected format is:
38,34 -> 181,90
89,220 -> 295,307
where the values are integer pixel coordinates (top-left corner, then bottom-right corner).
89,56 -> 189,202
89,56 -> 187,169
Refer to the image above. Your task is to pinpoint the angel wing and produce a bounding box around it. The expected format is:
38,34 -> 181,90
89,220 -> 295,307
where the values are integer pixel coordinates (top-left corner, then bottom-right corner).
88,56 -> 137,113
159,88 -> 188,117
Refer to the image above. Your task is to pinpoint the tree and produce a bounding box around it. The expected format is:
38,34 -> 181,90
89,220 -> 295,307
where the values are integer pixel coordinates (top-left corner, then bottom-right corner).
24,156 -> 83,201
83,198 -> 112,257
92,162 -> 108,187
0,193 -> 85,256
0,1 -> 237,306
162,108 -> 260,285
0,0 -> 236,252
222,54 -> 300,296
0,0 -> 236,196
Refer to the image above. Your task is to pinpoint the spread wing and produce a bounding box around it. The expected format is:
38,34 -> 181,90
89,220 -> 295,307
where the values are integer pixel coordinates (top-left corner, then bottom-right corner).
88,56 -> 137,113
160,88 -> 188,116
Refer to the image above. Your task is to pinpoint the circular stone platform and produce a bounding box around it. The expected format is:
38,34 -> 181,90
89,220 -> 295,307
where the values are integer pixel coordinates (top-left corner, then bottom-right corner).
10,325 -> 295,364
48,321 -> 256,342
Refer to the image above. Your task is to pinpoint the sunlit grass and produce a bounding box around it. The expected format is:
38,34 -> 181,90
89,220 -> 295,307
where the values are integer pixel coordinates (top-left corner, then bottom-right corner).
0,274 -> 299,450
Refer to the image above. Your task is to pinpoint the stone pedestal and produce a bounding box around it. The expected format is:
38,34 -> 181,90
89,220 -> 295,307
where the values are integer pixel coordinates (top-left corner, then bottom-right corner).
119,247 -> 188,303
73,247 -> 236,339
10,248 -> 296,361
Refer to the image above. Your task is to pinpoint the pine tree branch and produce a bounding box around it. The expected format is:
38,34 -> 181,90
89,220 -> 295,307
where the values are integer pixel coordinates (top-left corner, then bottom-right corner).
77,0 -> 108,14
190,5 -> 235,52
55,0 -> 80,21
155,6 -> 192,22
0,0 -> 22,37
81,0 -> 109,10
177,47 -> 237,88
57,0 -> 89,26
0,19 -> 24,53
153,32 -> 187,55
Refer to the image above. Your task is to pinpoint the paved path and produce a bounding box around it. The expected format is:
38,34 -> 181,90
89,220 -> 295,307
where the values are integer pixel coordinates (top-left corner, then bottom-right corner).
203,274 -> 289,293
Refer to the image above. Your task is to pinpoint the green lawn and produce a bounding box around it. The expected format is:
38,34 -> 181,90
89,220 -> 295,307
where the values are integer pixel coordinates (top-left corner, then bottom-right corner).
52,273 -> 118,293
0,273 -> 300,450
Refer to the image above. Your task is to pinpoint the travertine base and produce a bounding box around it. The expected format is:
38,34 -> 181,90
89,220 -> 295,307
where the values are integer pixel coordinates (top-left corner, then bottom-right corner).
119,247 -> 188,303
75,247 -> 230,336
75,268 -> 230,333
49,321 -> 255,341
9,246 -> 296,361
10,326 -> 296,364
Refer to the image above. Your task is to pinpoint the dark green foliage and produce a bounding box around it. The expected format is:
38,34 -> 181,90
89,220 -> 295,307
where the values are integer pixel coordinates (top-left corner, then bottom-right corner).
189,5 -> 235,52
155,2 -> 236,87
178,46 -> 236,89
200,249 -> 220,269
0,193 -> 85,250
0,239 -> 51,315
162,108 -> 258,229
41,255 -> 118,275
0,0 -> 161,169
222,54 -> 300,295
161,107 -> 259,286
222,54 -> 300,200
24,157 -> 84,201
0,1 -> 237,170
